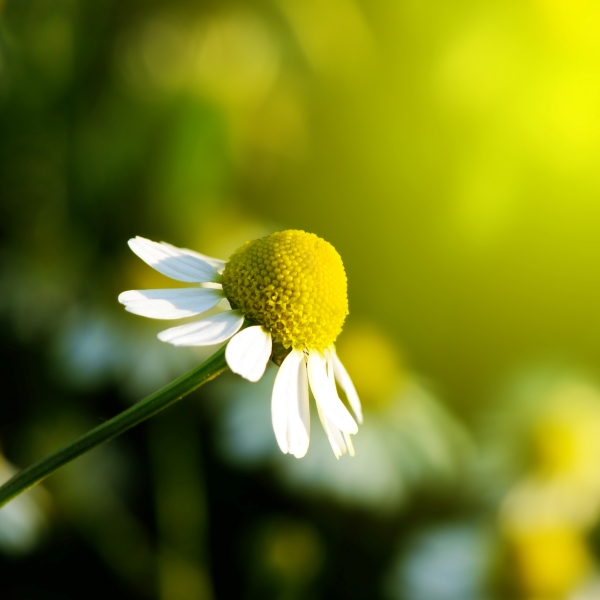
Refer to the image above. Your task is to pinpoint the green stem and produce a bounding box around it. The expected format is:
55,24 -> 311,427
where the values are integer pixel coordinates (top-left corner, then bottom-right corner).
0,346 -> 228,508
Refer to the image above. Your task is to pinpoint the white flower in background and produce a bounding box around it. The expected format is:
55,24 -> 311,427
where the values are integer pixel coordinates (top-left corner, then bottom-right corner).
383,522 -> 495,600
119,230 -> 361,458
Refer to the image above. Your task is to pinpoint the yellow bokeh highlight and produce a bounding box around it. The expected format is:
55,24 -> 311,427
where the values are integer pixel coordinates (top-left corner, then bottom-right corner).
277,0 -> 376,80
118,11 -> 279,110
261,522 -> 323,584
521,69 -> 600,173
534,0 -> 600,49
508,526 -> 592,598
335,323 -> 405,410
434,14 -> 517,114
530,383 -> 600,488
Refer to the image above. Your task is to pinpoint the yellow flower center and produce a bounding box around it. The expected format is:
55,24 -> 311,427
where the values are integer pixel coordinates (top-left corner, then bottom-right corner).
222,230 -> 348,350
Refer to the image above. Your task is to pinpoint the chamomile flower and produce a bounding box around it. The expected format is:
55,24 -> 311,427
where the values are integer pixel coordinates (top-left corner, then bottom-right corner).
118,230 -> 361,458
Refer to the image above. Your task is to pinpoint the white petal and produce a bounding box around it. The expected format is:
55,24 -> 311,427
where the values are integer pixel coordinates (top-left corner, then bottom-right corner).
118,288 -> 224,320
225,326 -> 272,382
343,432 -> 355,457
157,310 -> 244,346
271,350 -> 310,458
320,354 -> 356,458
160,242 -> 226,272
316,404 -> 348,459
128,237 -> 220,283
331,348 -> 363,424
307,352 -> 358,434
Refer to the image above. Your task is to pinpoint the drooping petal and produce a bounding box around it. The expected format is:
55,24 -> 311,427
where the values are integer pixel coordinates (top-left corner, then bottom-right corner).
157,310 -> 244,346
343,432 -> 355,457
118,288 -> 224,320
128,237 -> 221,283
225,326 -> 272,382
160,242 -> 226,272
322,351 -> 356,458
330,347 -> 363,424
307,352 -> 358,434
316,404 -> 352,459
271,350 -> 310,458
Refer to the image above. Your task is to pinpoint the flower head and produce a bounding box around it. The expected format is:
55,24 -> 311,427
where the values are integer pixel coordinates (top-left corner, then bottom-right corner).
222,230 -> 348,350
119,230 -> 361,458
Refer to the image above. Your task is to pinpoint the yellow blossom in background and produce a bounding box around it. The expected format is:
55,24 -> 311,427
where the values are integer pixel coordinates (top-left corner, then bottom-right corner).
334,321 -> 406,410
505,526 -> 592,599
489,373 -> 600,599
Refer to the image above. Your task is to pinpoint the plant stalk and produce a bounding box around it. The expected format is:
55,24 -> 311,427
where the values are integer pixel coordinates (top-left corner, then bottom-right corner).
0,346 -> 228,508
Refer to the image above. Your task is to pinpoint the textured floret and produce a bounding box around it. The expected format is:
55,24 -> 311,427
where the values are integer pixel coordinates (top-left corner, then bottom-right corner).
222,230 -> 348,350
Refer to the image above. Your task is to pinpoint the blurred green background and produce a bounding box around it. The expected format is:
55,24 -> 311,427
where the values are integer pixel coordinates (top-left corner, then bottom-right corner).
3,0 -> 600,598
